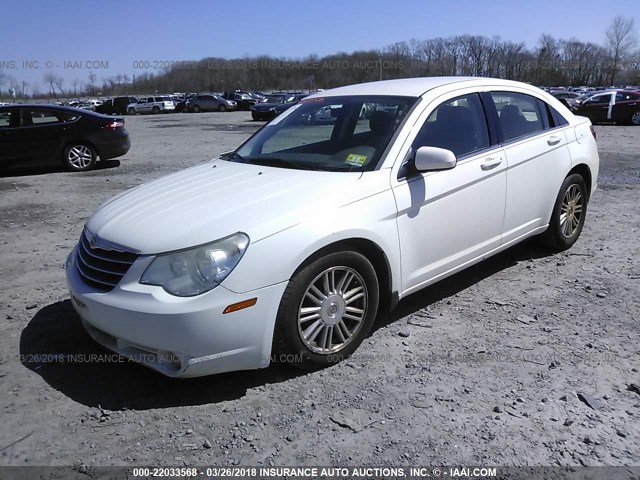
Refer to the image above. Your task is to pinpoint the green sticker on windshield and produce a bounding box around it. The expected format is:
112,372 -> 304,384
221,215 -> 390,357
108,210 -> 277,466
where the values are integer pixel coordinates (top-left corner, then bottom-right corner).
345,153 -> 367,167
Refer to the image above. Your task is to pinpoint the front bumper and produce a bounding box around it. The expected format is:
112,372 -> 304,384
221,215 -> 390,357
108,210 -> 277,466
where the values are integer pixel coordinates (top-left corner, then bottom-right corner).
65,247 -> 287,378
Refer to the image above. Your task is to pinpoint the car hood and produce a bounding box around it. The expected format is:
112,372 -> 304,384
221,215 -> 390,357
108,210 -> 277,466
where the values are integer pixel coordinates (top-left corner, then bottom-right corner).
86,159 -> 367,254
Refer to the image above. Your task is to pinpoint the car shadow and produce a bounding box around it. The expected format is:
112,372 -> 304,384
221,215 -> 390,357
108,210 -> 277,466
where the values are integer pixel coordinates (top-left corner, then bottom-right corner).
20,239 -> 555,410
374,239 -> 555,331
19,300 -> 303,410
0,159 -> 122,177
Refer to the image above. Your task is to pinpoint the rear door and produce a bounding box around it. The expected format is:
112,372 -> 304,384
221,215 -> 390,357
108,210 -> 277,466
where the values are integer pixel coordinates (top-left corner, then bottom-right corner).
10,108 -> 68,164
486,91 -> 573,244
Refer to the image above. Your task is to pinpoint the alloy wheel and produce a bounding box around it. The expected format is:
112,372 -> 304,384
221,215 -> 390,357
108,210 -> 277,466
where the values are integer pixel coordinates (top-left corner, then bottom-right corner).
297,266 -> 368,354
560,184 -> 583,238
67,145 -> 94,169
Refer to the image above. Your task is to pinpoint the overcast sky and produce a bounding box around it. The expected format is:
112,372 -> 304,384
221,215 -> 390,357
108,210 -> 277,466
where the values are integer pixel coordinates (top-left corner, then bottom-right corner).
1,0 -> 637,91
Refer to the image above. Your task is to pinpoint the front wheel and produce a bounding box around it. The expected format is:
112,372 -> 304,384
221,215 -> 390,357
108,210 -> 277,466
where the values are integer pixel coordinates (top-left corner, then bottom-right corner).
631,111 -> 640,126
540,174 -> 588,250
127,107 -> 136,115
273,251 -> 379,369
63,143 -> 97,172
192,105 -> 201,113
218,104 -> 227,112
152,106 -> 160,114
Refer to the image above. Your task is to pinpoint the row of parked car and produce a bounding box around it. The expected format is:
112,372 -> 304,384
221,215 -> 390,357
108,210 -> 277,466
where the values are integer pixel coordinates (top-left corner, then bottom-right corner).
84,91 -> 314,121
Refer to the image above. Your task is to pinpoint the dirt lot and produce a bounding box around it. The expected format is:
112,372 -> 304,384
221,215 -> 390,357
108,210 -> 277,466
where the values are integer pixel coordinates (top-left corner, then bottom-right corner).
0,112 -> 638,469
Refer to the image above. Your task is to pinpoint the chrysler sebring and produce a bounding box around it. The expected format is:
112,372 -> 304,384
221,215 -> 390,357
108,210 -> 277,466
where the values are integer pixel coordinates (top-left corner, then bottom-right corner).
66,77 -> 599,377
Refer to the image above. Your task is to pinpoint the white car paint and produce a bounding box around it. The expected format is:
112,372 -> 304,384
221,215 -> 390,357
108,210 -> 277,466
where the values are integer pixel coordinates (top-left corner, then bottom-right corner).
66,77 -> 599,377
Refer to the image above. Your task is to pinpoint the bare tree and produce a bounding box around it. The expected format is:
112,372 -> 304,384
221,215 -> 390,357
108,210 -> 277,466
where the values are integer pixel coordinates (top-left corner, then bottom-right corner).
43,73 -> 58,99
605,16 -> 637,85
54,77 -> 65,97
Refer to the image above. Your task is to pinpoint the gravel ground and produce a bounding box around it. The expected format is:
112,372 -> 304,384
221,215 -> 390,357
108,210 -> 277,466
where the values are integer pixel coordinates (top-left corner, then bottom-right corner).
0,112 -> 639,469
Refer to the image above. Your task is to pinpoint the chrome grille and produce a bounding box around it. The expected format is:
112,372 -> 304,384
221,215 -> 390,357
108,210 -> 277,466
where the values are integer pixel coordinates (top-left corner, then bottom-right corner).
75,230 -> 138,291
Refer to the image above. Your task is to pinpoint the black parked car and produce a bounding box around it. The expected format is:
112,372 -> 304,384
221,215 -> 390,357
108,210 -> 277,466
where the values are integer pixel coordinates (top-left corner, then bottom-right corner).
95,96 -> 138,115
0,104 -> 131,172
250,94 -> 308,121
222,92 -> 257,110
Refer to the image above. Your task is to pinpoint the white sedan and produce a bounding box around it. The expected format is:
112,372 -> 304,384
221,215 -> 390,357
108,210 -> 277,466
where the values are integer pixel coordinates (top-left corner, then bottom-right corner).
66,77 -> 599,377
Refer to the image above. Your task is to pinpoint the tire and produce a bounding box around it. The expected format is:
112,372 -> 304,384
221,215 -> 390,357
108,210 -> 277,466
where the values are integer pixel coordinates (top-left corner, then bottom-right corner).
218,104 -> 227,112
540,173 -> 588,251
272,251 -> 379,369
631,111 -> 640,126
62,143 -> 97,172
152,106 -> 160,114
192,105 -> 201,113
127,107 -> 136,115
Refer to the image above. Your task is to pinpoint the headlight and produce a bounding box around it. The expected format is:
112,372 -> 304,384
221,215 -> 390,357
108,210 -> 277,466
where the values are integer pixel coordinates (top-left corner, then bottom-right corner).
140,232 -> 249,297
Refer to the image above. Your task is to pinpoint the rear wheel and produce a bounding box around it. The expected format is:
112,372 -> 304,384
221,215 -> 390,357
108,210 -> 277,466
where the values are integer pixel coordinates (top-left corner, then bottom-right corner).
152,106 -> 161,114
273,251 -> 379,369
540,174 -> 587,250
62,143 -> 97,172
631,111 -> 640,126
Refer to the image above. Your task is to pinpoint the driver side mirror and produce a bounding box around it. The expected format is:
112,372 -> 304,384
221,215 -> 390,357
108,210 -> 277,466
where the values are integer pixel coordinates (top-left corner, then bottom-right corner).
414,146 -> 457,172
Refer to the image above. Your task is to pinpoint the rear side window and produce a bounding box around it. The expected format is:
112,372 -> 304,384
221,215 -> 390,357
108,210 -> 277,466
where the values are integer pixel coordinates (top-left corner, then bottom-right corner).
412,93 -> 490,158
21,109 -> 61,126
549,105 -> 569,127
61,113 -> 79,122
490,92 -> 547,142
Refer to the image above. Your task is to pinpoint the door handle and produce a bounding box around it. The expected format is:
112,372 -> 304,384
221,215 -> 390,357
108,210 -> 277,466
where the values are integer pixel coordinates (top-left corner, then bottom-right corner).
547,136 -> 561,146
480,157 -> 502,171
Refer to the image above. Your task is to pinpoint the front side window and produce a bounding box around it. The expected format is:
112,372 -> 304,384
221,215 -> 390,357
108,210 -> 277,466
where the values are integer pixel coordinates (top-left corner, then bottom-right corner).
0,111 -> 12,128
228,95 -> 418,172
491,92 -> 547,142
412,93 -> 490,158
589,94 -> 611,104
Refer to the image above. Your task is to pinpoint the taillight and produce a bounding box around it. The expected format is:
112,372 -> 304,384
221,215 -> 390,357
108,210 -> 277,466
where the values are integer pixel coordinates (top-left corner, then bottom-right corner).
102,120 -> 124,130
590,125 -> 596,140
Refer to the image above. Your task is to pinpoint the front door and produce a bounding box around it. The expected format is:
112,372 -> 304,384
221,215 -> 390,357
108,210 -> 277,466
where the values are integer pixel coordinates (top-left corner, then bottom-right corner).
393,92 -> 507,295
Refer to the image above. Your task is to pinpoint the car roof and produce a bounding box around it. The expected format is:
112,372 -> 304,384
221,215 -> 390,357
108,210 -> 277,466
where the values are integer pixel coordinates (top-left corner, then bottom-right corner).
306,76 -> 545,98
0,103 -> 110,117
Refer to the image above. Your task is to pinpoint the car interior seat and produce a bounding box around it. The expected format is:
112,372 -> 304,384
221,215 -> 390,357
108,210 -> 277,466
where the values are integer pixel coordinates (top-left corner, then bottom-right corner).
499,104 -> 529,140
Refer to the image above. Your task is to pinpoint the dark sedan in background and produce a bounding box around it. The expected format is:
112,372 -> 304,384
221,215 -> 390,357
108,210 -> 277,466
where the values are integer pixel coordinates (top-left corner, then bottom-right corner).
95,96 -> 138,115
250,93 -> 308,121
0,104 -> 131,172
222,92 -> 257,110
572,90 -> 640,125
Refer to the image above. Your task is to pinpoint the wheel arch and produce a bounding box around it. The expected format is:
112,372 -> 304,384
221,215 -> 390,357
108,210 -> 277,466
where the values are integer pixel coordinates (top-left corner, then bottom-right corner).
290,237 -> 397,313
567,163 -> 592,200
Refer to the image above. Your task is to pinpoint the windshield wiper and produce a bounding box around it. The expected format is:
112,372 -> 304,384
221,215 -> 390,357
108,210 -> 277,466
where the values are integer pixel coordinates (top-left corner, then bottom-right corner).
244,157 -> 314,170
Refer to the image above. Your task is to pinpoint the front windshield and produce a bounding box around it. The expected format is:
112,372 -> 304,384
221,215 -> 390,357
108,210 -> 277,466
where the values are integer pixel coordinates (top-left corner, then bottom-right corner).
226,95 -> 418,172
265,95 -> 286,103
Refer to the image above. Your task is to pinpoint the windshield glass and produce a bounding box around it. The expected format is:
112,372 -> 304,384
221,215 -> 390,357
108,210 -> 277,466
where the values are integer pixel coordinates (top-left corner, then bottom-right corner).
226,95 -> 418,172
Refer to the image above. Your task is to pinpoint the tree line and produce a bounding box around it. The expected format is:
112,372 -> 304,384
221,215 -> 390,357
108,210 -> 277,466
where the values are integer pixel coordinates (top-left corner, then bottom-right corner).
1,16 -> 637,100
